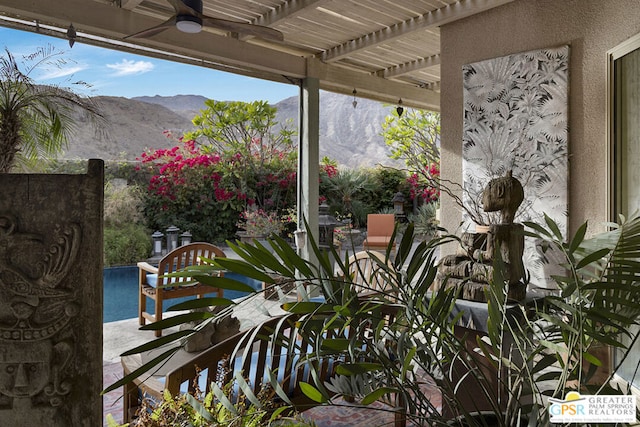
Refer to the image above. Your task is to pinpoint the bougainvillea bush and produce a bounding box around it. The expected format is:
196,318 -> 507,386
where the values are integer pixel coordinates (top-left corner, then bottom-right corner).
138,100 -> 298,243
407,161 -> 440,204
186,100 -> 298,213
139,138 -> 240,243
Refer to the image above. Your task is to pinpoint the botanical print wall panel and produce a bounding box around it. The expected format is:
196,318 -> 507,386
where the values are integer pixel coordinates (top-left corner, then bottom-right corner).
462,45 -> 569,289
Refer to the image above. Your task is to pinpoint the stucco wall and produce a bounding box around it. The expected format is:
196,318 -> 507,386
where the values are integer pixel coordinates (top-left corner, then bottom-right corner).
440,0 -> 640,238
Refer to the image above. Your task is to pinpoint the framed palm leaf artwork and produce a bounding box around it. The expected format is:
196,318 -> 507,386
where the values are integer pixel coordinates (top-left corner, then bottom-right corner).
462,45 -> 569,289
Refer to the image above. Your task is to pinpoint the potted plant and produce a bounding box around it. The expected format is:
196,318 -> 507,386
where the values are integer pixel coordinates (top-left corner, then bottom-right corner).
109,214 -> 640,426
221,216 -> 640,425
236,208 -> 285,242
408,201 -> 440,240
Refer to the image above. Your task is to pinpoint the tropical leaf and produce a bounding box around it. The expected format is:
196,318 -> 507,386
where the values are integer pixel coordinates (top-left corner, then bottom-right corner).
120,330 -> 192,356
210,381 -> 238,415
185,393 -> 216,421
139,311 -> 213,331
362,387 -> 398,405
102,346 -> 180,394
167,297 -> 234,311
336,363 -> 383,376
299,382 -> 327,403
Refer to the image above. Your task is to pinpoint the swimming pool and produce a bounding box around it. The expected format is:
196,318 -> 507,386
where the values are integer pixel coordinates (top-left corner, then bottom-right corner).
103,266 -> 261,323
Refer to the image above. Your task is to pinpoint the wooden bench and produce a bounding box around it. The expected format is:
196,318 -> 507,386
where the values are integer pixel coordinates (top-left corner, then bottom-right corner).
122,309 -> 407,426
138,242 -> 226,337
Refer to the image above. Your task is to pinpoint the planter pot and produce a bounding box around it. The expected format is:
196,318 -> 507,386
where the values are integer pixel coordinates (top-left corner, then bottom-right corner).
237,234 -> 274,254
237,233 -> 267,244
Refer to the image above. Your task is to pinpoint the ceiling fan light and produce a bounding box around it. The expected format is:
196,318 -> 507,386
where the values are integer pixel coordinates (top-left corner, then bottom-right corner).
176,16 -> 202,33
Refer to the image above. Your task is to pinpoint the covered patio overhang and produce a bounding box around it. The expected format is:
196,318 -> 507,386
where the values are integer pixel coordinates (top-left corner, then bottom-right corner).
0,0 -> 513,255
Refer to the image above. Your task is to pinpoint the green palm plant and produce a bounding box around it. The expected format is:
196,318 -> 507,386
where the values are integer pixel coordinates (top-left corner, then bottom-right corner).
108,214 -> 640,426
322,168 -> 375,227
408,201 -> 439,238
0,45 -> 103,172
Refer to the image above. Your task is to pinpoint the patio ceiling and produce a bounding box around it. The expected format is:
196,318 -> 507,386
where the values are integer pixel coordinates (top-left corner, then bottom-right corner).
0,0 -> 513,110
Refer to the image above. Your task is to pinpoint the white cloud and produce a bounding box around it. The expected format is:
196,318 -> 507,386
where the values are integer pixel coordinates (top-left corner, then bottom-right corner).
107,59 -> 154,76
38,66 -> 86,80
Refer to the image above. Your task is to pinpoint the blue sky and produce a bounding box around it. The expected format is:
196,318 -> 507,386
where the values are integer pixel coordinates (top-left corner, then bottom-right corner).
0,26 -> 298,103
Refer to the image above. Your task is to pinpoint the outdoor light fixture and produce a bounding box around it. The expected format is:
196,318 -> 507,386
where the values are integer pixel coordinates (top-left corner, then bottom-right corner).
352,89 -> 358,109
166,225 -> 180,252
176,15 -> 203,33
180,231 -> 192,246
294,229 -> 307,251
152,231 -> 164,256
396,99 -> 404,117
318,203 -> 339,250
67,23 -> 76,48
392,191 -> 407,222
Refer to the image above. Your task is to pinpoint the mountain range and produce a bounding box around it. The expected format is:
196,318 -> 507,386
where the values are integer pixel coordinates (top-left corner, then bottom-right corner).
63,91 -> 400,168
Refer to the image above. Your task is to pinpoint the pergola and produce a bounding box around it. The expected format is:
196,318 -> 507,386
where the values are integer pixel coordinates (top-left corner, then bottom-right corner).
0,0 -> 512,254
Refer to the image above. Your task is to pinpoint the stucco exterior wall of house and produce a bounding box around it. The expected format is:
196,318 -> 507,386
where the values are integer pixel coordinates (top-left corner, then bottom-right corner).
439,0 -> 640,238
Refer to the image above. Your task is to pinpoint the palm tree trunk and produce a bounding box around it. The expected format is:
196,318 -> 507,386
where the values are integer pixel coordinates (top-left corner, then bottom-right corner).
0,122 -> 20,173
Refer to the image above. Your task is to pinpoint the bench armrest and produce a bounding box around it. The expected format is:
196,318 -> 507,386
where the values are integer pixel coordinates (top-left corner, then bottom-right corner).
137,261 -> 158,274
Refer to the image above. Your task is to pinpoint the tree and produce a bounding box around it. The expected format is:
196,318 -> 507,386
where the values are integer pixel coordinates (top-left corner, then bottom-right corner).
0,45 -> 102,172
381,108 -> 440,205
185,100 -> 297,210
381,108 -> 440,174
139,101 -> 298,242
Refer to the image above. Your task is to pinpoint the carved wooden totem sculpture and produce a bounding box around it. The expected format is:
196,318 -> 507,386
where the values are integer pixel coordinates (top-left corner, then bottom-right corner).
436,170 -> 527,302
0,160 -> 103,426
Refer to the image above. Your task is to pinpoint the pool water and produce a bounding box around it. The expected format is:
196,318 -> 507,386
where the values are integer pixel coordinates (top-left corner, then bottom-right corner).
103,266 -> 261,323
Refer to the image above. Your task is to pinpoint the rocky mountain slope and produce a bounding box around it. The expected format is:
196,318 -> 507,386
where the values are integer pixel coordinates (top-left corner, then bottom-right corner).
63,92 -> 399,167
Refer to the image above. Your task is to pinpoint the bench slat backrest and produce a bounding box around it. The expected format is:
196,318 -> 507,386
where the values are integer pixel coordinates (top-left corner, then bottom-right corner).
155,242 -> 225,286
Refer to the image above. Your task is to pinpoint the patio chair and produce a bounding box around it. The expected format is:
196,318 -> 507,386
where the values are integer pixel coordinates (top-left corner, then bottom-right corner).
299,250 -> 397,302
347,250 -> 397,298
362,213 -> 396,252
138,242 -> 226,337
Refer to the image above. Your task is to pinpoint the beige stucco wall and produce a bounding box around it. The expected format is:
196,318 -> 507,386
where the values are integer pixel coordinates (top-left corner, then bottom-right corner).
439,0 -> 640,239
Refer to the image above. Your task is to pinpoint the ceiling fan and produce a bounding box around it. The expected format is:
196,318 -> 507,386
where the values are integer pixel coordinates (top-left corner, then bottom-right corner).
125,0 -> 283,41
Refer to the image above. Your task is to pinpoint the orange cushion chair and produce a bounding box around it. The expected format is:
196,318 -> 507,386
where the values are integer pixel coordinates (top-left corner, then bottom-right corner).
362,214 -> 396,252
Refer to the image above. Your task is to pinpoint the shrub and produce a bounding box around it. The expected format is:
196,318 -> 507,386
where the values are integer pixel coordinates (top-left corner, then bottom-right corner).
362,167 -> 410,217
408,201 -> 439,237
104,182 -> 145,228
237,208 -> 287,237
103,180 -> 151,266
319,165 -> 376,228
106,367 -> 318,427
104,224 -> 151,266
406,162 -> 439,204
139,136 -> 297,243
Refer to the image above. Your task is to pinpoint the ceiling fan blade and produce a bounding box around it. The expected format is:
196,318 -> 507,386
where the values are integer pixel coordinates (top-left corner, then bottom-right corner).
125,16 -> 177,39
202,16 -> 283,41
